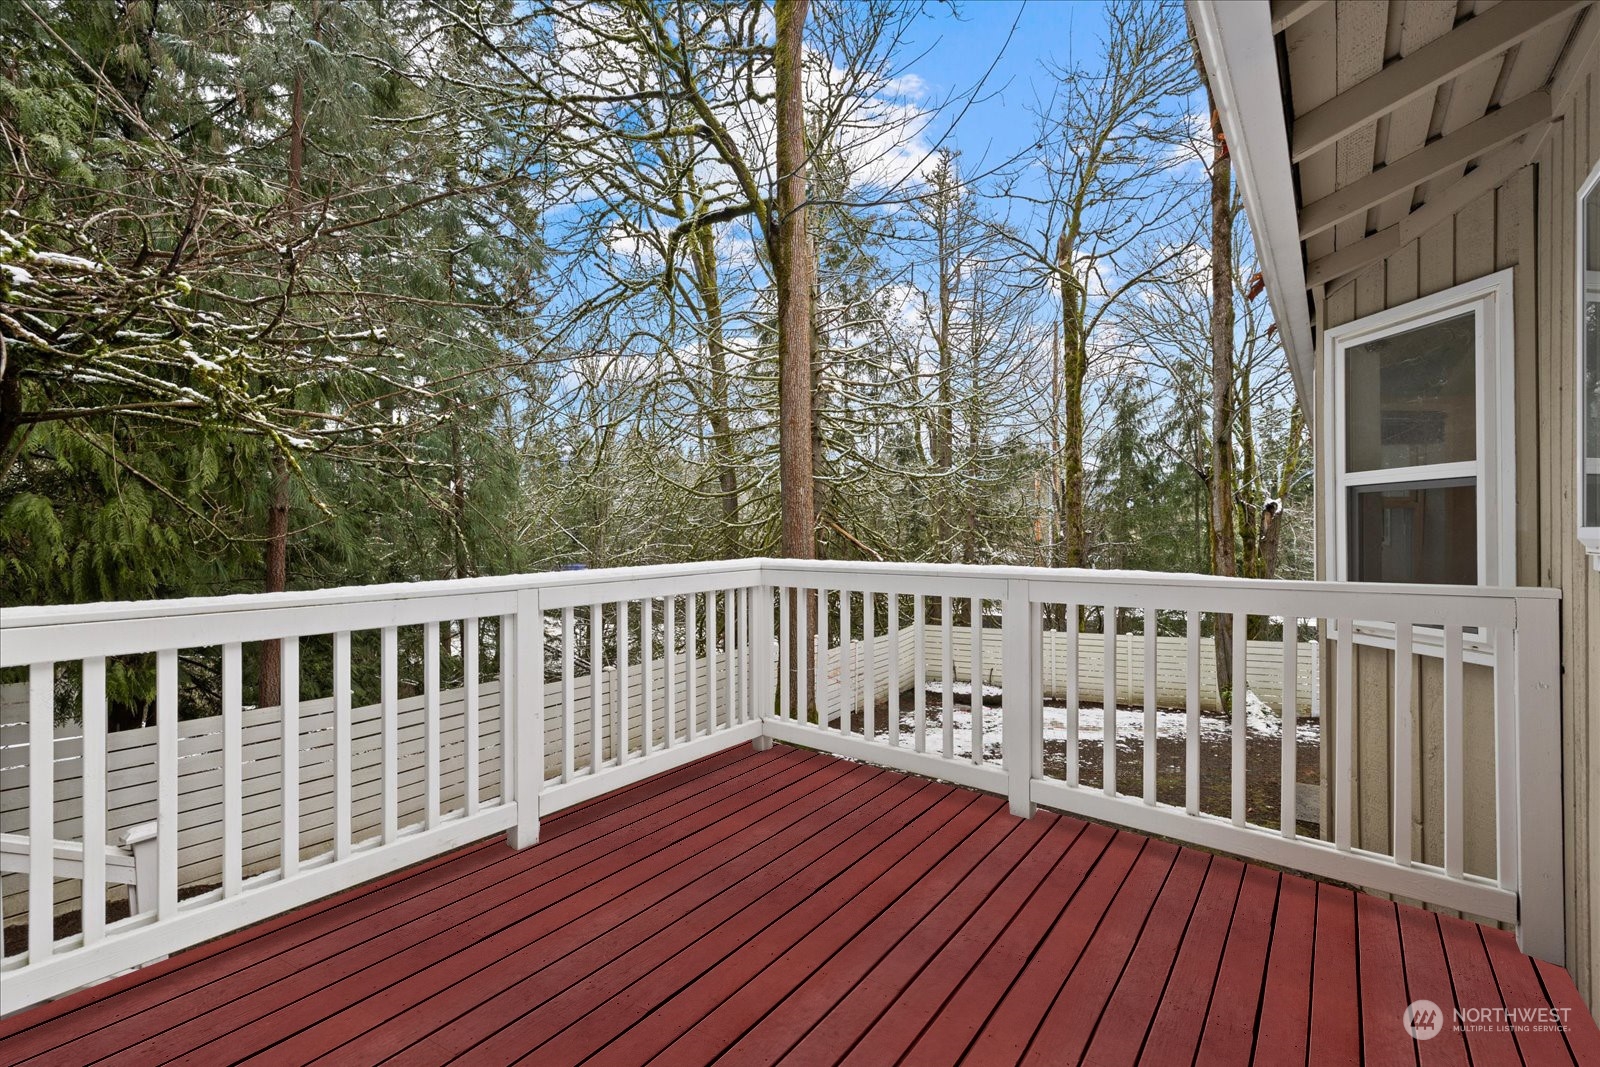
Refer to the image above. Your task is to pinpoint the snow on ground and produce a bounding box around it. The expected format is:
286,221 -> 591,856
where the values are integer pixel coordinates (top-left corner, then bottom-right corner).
889,686 -> 1318,762
924,680 -> 1003,701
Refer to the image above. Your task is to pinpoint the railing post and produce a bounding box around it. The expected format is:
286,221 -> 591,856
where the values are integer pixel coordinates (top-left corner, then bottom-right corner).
753,584 -> 776,751
1002,579 -> 1040,819
508,587 -> 544,849
1511,595 -> 1564,963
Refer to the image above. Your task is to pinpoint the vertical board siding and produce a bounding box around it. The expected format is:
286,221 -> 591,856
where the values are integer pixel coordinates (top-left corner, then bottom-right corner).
1541,64 -> 1600,1003
1317,49 -> 1600,998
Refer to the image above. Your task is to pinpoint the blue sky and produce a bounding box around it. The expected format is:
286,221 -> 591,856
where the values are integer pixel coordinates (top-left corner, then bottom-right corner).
902,1 -> 1109,181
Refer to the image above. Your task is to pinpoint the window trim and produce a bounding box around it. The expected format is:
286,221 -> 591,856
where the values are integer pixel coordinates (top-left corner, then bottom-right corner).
1322,269 -> 1517,593
1576,159 -> 1600,569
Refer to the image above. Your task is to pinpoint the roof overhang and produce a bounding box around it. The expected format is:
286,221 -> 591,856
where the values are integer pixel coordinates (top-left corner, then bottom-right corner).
1190,0 -> 1598,428
1187,0 -> 1316,416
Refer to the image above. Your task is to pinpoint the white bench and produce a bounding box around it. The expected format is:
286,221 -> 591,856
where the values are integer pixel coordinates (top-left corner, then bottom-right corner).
0,823 -> 159,915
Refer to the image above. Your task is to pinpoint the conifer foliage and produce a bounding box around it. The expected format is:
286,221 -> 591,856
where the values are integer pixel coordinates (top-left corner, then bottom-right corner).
1,1 -> 1312,719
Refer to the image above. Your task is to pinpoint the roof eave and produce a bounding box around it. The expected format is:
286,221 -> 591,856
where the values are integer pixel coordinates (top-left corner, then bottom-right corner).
1187,0 -> 1316,420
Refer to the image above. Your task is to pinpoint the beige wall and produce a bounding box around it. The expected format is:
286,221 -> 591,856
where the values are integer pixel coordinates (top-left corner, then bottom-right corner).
1316,66 -> 1600,1001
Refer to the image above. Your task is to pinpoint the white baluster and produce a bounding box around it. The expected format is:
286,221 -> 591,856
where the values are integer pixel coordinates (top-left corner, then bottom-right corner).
424,621 -> 441,828
334,630 -> 353,858
81,657 -> 107,943
1184,611 -> 1200,814
222,642 -> 242,896
1143,609 -> 1157,805
1443,623 -> 1464,880
1103,606 -> 1117,797
157,649 -> 179,918
1393,623 -> 1414,864
464,619 -> 480,814
382,626 -> 398,844
27,662 -> 53,959
1280,619 -> 1297,840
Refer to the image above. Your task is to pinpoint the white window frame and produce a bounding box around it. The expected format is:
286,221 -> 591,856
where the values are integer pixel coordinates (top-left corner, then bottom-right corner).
1576,160 -> 1600,569
1322,270 -> 1516,656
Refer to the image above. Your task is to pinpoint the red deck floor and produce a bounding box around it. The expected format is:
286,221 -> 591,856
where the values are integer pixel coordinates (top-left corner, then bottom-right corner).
1,744 -> 1597,1065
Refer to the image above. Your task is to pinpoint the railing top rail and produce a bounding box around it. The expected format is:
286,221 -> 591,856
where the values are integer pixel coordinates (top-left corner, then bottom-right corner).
753,558 -> 1561,603
0,559 -> 765,631
0,557 -> 1558,666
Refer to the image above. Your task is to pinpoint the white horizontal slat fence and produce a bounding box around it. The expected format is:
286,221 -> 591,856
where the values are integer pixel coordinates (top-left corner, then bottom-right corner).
0,682 -> 505,921
790,627 -> 1318,716
1,640 -> 750,923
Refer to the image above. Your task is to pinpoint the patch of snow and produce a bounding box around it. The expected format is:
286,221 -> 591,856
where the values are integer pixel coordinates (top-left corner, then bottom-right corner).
923,680 -> 1002,701
874,692 -> 1318,762
1,264 -> 34,286
27,250 -> 99,271
1244,689 -> 1278,731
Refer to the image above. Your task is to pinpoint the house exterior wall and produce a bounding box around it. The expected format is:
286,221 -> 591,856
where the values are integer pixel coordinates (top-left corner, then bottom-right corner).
1316,68 -> 1600,1001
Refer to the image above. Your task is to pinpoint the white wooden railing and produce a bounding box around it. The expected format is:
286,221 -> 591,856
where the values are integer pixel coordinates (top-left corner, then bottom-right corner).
0,559 -> 1563,1013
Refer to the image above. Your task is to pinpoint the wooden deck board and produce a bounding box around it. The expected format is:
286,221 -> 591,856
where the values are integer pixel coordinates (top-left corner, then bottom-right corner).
1077,847 -> 1213,1066
141,750 -> 848,1065
1437,914 -> 1524,1066
1398,903 -> 1471,1066
779,815 -> 1082,1067
637,793 -> 1017,1067
1311,884 -> 1364,1066
233,756 -> 892,1065
899,825 -> 1146,1067
1,744 -> 1595,1066
1358,893 -> 1416,1067
1251,872 -> 1318,1066
328,764 -> 928,1062
1194,863 -> 1280,1065
1015,837 -> 1184,1066
700,806 -> 1054,1067
0,743 -> 773,1064
1140,853 -> 1246,1063
419,777 -> 972,1067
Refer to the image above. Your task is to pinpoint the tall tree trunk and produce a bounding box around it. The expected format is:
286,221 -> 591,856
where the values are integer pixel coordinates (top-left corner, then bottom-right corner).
775,0 -> 817,712
450,417 -> 470,580
1057,233 -> 1087,569
1048,330 -> 1062,568
963,327 -> 980,564
775,0 -> 815,562
0,362 -> 23,476
934,193 -> 954,559
1260,404 -> 1306,582
688,221 -> 742,557
1206,100 -> 1238,698
259,454 -> 290,706
259,38 -> 312,707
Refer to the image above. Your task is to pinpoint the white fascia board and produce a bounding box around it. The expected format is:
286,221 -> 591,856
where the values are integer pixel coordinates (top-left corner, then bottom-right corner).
1187,0 -> 1315,423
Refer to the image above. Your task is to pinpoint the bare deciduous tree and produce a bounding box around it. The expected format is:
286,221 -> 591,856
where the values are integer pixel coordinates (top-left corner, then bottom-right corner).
1008,0 -> 1198,570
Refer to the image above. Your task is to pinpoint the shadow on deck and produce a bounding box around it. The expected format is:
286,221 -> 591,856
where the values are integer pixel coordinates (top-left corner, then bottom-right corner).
1,744 -> 1595,1065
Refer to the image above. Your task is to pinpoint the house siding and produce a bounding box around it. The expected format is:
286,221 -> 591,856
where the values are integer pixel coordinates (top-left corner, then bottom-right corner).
1316,70 -> 1600,1001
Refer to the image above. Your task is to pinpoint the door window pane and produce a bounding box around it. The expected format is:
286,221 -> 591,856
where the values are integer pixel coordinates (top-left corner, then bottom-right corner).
1344,313 -> 1476,472
1349,480 -> 1476,585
